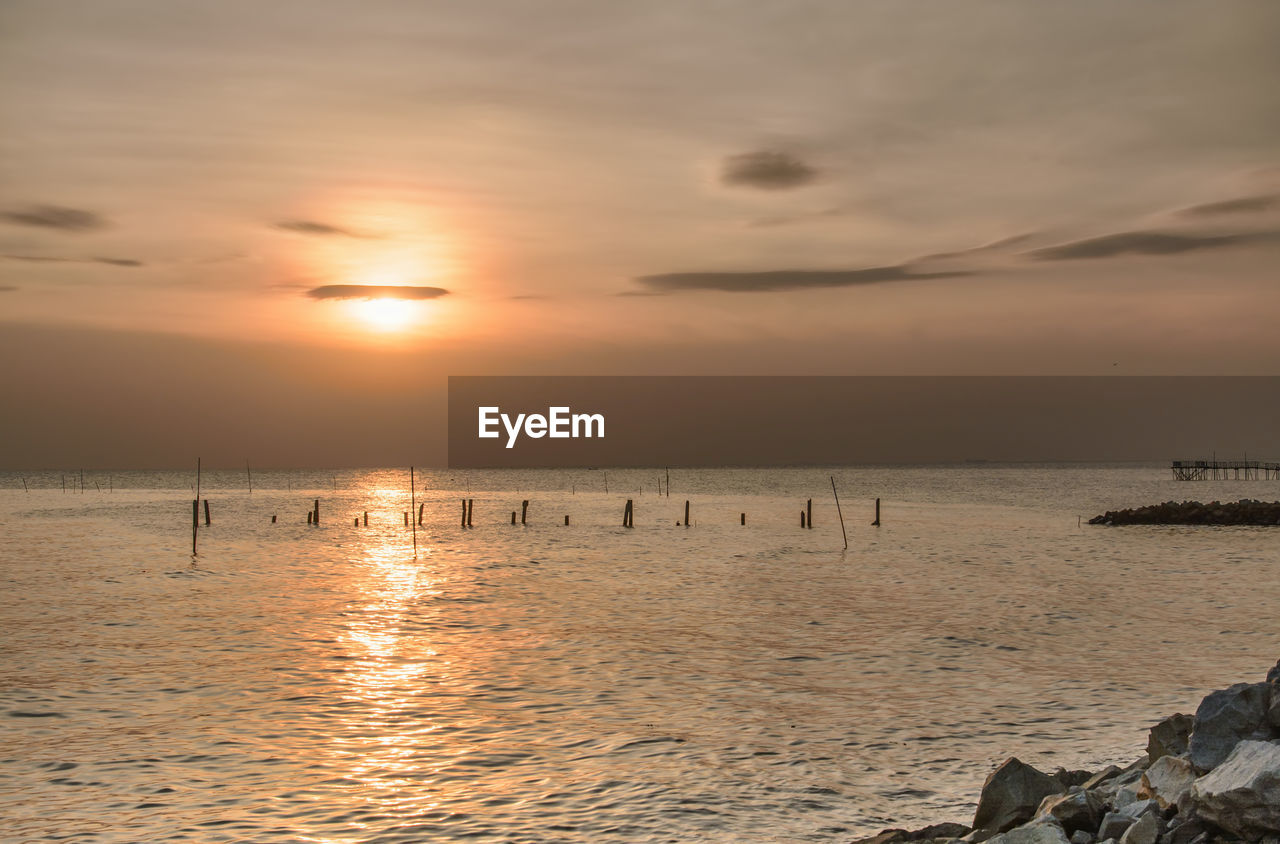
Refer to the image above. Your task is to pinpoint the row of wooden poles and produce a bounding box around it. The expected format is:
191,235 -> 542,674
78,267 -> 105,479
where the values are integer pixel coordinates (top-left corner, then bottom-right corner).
190,461 -> 873,556
198,495 -> 883,533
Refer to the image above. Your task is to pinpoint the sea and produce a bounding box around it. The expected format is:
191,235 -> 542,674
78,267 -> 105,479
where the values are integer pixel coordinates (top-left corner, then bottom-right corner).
1,464 -> 1277,843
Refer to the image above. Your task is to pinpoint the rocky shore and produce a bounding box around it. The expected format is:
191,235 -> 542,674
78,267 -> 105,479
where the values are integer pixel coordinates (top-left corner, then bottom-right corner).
852,660 -> 1280,844
1089,500 -> 1280,526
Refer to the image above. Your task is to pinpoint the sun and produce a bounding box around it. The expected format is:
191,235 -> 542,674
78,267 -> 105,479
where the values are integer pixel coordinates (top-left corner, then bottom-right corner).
350,297 -> 418,332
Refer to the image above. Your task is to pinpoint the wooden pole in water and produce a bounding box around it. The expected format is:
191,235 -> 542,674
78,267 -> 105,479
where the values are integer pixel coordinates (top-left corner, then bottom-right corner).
800,510 -> 806,528
404,512 -> 409,526
462,499 -> 468,527
831,476 -> 848,551
666,468 -> 670,498
418,502 -> 424,525
623,499 -> 633,528
271,514 -> 276,523
467,499 -> 473,527
308,510 -> 313,525
807,498 -> 813,529
872,497 -> 880,527
603,472 -> 608,494
192,499 -> 199,554
246,460 -> 253,494
410,466 -> 417,557
80,469 -> 85,494
511,511 -> 517,524
22,477 -> 28,493
355,517 -> 359,527
684,500 -> 690,527
204,499 -> 211,526
564,514 -> 570,525
521,500 -> 529,525
741,513 -> 745,525
363,511 -> 368,527
313,499 -> 319,526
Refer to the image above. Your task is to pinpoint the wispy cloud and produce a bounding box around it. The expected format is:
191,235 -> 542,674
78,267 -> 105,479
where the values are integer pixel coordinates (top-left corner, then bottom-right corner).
274,220 -> 369,238
0,285 -> 17,292
919,233 -> 1036,262
0,205 -> 106,232
305,284 -> 450,300
721,150 -> 819,190
3,254 -> 143,267
1176,193 -> 1279,217
636,264 -> 969,293
1026,230 -> 1274,261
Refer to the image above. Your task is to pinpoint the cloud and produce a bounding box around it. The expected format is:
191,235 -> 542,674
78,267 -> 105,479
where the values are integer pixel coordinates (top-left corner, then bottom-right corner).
636,264 -> 970,293
305,284 -> 450,301
0,285 -> 17,292
0,205 -> 106,232
1026,230 -> 1274,261
3,254 -> 143,267
1177,193 -> 1279,217
919,232 -> 1036,262
721,150 -> 818,190
274,220 -> 367,238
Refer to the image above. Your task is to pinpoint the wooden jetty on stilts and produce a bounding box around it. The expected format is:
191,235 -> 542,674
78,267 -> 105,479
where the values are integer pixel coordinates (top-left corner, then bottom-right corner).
1171,459 -> 1280,481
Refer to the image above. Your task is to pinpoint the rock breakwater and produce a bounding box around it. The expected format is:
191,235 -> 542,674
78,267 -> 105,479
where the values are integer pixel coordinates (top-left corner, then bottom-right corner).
851,660 -> 1280,844
1088,500 -> 1280,526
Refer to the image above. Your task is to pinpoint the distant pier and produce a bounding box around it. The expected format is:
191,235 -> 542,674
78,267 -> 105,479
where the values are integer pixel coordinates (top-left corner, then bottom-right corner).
1171,459 -> 1280,480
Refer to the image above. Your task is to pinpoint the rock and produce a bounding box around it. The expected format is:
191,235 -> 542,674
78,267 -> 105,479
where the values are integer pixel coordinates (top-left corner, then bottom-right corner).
961,829 -> 998,844
1069,832 -> 1093,844
1159,817 -> 1209,844
1037,787 -> 1105,834
987,823 -> 1072,844
1267,659 -> 1280,685
975,758 -> 1067,832
1187,740 -> 1280,839
1054,769 -> 1096,788
1098,812 -> 1136,841
853,823 -> 974,844
1119,799 -> 1160,821
1139,755 -> 1197,810
1148,714 -> 1194,763
1188,683 -> 1273,772
1119,813 -> 1158,844
1083,766 -> 1123,790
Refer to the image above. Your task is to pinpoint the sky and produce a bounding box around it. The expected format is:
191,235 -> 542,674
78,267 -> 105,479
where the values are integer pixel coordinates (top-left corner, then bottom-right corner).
1,1 -> 1278,468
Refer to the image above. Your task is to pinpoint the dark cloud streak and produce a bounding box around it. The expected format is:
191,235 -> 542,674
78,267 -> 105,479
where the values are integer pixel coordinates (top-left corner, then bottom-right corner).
721,150 -> 818,190
275,220 -> 367,238
1177,194 -> 1279,217
305,284 -> 450,301
1,205 -> 106,232
637,265 -> 969,293
3,254 -> 143,267
1026,230 -> 1274,261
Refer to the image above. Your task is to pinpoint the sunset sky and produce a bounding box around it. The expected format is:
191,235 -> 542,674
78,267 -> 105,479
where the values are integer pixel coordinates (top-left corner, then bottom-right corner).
2,1 -> 1278,468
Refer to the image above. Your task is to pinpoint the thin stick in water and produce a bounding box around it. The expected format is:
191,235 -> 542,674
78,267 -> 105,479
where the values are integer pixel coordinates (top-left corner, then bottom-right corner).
411,466 -> 417,557
831,476 -> 848,551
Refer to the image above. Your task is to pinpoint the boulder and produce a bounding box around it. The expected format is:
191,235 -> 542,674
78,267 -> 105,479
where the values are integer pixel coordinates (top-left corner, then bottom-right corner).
1158,817 -> 1209,844
853,822 -> 974,844
1098,812 -> 1135,841
1053,769 -> 1096,789
987,823 -> 1072,844
974,758 -> 1067,832
1187,740 -> 1280,839
1187,683 -> 1273,772
1147,714 -> 1194,764
1037,787 -> 1105,834
1138,755 -> 1197,810
1118,813 -> 1158,844
1267,659 -> 1280,685
1118,799 -> 1159,821
1083,766 -> 1122,790
1068,832 -> 1092,844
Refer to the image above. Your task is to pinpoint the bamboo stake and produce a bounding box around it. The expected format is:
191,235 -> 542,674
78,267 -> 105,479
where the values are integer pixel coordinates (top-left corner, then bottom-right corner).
831,476 -> 848,551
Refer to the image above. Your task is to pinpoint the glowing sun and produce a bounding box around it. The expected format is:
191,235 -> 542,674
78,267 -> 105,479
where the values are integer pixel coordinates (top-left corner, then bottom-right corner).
349,297 -> 419,332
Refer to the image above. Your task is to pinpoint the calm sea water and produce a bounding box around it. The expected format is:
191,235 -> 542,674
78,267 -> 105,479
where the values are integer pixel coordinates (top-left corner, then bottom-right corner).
1,465 -> 1278,843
